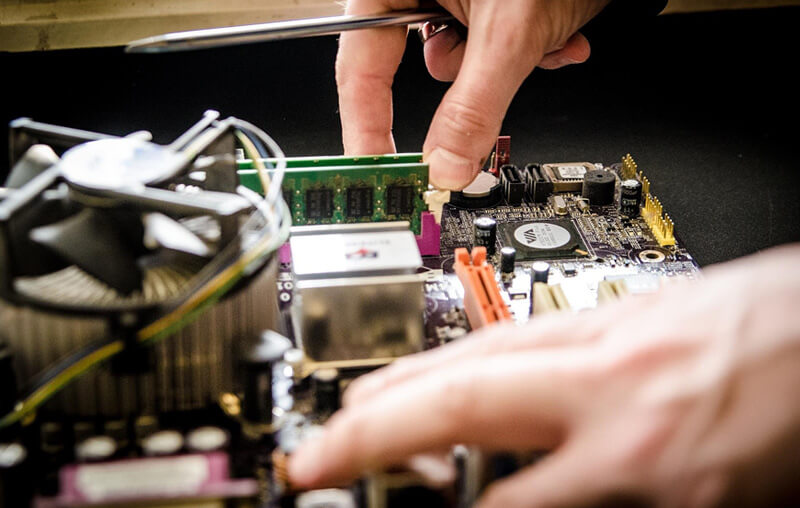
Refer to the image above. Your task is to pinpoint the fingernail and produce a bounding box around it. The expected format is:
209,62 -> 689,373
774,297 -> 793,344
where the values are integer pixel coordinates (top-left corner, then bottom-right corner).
426,147 -> 475,190
418,22 -> 450,44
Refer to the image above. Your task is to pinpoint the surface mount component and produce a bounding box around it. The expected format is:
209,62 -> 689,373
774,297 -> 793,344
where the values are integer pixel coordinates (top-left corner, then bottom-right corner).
541,162 -> 594,193
290,222 -> 425,362
499,220 -> 589,261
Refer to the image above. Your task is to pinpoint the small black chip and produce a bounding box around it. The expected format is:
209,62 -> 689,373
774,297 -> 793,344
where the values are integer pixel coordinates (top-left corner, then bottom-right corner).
499,219 -> 589,261
346,187 -> 374,218
282,189 -> 293,211
385,184 -> 415,216
306,188 -> 334,219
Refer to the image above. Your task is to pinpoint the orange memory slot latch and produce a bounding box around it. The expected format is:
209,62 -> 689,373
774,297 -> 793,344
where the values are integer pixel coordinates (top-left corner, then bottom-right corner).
453,247 -> 512,329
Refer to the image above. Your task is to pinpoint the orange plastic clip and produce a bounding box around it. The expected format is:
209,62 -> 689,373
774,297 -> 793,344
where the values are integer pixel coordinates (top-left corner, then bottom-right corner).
454,247 -> 512,329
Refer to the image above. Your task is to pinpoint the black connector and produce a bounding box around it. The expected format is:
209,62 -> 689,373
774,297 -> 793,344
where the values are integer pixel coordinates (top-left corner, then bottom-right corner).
524,164 -> 553,203
500,165 -> 525,206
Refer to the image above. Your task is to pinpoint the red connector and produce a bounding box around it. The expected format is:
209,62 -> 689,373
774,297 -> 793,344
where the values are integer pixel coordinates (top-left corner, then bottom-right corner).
490,135 -> 511,176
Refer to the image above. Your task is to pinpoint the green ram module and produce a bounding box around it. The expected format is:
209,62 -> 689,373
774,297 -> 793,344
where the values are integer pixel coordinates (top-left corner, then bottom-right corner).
238,153 -> 428,234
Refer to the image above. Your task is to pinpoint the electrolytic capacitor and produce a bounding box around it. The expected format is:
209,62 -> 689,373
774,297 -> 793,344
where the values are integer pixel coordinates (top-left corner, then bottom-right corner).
142,430 -> 183,456
473,216 -> 497,255
187,426 -> 229,453
75,436 -> 117,462
531,262 -> 550,283
312,368 -> 340,415
500,247 -> 517,279
0,442 -> 30,507
620,179 -> 643,217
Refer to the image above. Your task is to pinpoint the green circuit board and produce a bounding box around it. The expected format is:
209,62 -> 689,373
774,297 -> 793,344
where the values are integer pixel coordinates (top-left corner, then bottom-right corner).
238,153 -> 428,234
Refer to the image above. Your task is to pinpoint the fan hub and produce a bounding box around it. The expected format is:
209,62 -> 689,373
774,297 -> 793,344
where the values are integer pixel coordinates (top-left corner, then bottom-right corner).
59,138 -> 186,191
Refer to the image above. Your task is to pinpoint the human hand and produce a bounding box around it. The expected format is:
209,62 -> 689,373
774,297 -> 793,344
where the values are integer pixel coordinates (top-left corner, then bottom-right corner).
336,0 -> 610,190
289,245 -> 800,507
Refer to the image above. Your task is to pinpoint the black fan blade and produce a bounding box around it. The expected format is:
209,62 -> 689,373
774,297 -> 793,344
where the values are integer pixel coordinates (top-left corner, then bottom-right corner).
105,186 -> 252,218
5,144 -> 60,189
5,190 -> 78,276
143,213 -> 212,257
29,209 -> 144,294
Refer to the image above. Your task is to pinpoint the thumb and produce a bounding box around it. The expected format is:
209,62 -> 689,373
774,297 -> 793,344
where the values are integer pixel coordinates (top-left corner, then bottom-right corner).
422,10 -> 541,190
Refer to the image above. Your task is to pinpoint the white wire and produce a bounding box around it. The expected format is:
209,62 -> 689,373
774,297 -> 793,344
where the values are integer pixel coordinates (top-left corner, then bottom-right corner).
230,118 -> 287,206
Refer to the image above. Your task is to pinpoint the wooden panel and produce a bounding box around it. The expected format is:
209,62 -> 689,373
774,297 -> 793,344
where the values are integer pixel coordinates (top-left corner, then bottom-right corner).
0,0 -> 342,52
1,0 -> 799,52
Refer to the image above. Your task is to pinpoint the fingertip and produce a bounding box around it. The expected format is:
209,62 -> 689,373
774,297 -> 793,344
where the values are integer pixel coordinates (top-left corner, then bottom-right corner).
423,27 -> 466,82
425,146 -> 479,190
537,33 -> 592,70
563,32 -> 591,64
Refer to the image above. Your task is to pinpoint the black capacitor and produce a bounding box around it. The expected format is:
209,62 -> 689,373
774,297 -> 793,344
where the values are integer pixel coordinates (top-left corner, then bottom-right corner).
312,368 -> 340,414
243,330 -> 292,425
500,247 -> 517,276
581,169 -> 616,206
0,442 -> 31,507
40,422 -> 66,496
473,216 -> 497,255
532,262 -> 550,283
620,178 -> 643,217
75,436 -> 117,462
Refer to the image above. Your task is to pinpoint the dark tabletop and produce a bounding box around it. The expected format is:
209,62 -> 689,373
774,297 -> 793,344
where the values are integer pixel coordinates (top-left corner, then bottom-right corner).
2,7 -> 798,267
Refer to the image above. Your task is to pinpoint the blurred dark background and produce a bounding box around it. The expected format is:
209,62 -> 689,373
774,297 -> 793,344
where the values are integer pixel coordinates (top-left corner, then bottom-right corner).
1,7 -> 798,266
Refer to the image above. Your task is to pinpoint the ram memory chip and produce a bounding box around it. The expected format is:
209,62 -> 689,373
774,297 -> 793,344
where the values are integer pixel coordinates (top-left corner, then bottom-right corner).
238,153 -> 429,234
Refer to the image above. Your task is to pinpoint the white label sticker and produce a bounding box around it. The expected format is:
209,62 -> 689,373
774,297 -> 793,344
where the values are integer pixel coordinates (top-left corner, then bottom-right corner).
514,223 -> 572,250
555,165 -> 587,179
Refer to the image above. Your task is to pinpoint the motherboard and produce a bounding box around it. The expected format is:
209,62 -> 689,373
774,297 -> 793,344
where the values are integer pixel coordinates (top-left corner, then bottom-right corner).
0,116 -> 699,508
252,147 -> 698,350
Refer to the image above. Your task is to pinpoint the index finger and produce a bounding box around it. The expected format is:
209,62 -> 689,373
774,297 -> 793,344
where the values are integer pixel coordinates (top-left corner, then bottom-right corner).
337,0 -> 418,155
288,349 -> 586,488
343,300 -> 635,407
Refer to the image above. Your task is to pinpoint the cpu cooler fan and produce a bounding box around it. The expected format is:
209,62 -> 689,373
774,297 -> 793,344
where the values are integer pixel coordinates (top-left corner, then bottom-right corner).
0,111 -> 289,424
1,111 -> 274,307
